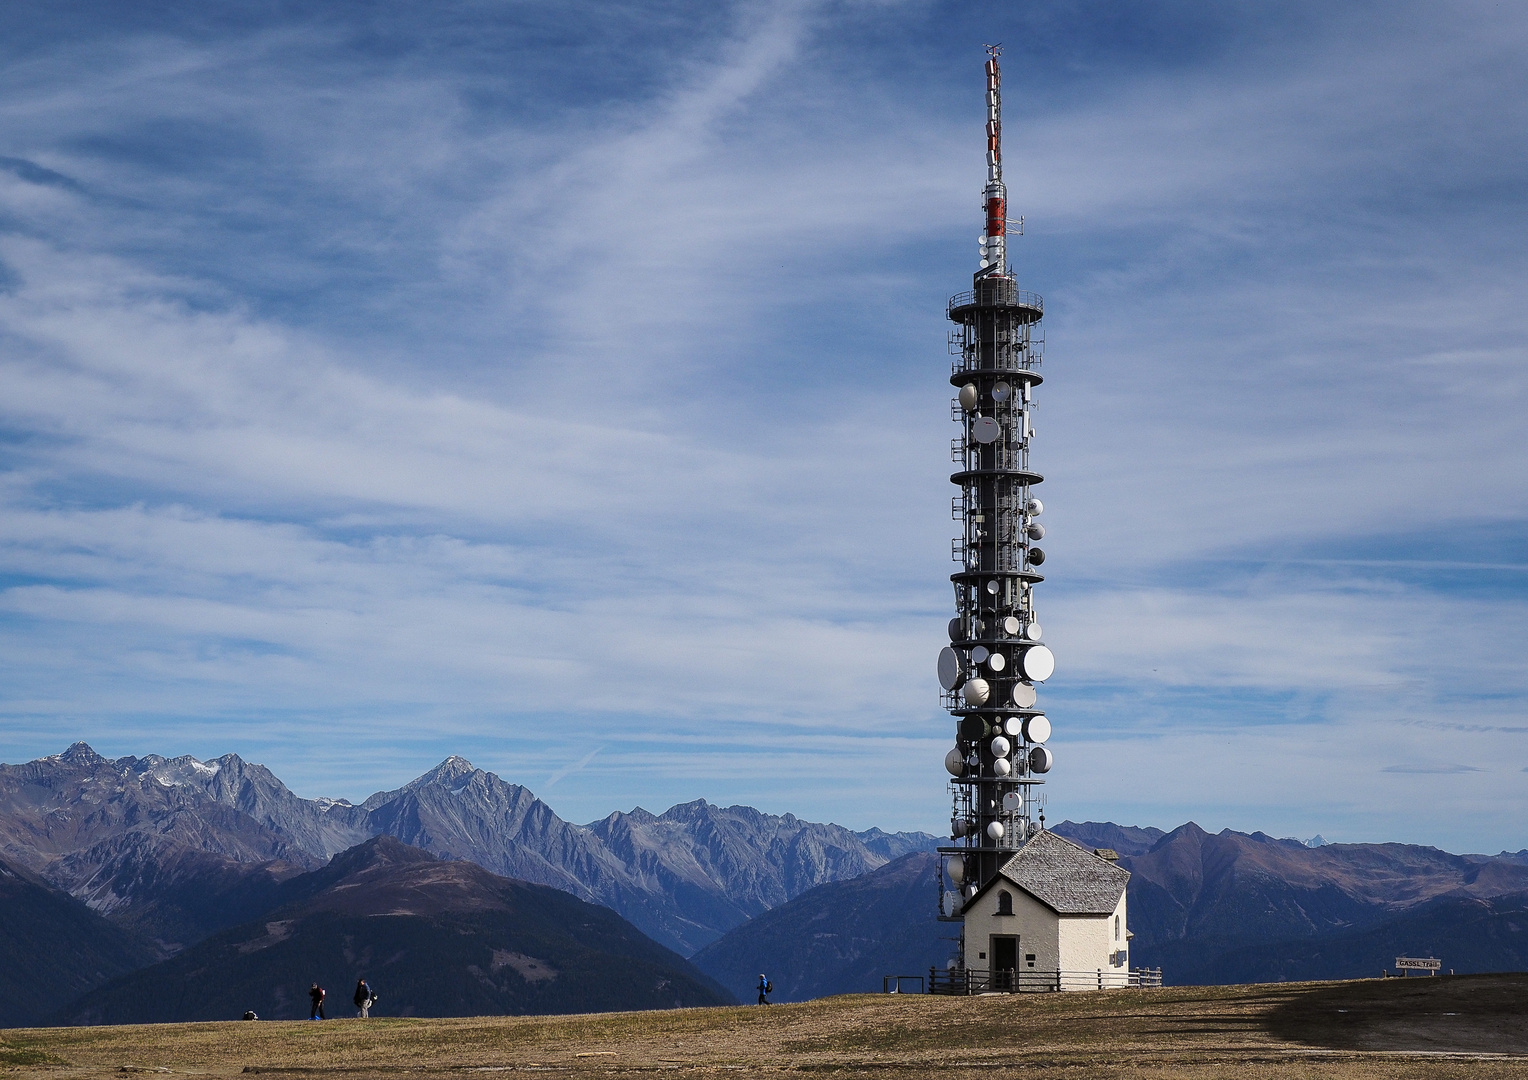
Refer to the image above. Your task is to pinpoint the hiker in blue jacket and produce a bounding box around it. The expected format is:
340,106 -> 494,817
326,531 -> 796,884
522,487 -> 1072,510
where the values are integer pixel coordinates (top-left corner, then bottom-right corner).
756,974 -> 771,1005
354,977 -> 377,1018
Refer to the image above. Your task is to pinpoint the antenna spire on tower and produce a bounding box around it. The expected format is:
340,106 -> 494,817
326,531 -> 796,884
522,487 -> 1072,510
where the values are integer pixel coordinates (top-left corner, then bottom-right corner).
980,44 -> 1007,278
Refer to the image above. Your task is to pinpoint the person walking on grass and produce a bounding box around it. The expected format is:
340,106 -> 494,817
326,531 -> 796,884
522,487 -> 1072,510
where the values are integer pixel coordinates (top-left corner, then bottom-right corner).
757,974 -> 771,1005
308,983 -> 326,1020
354,977 -> 377,1018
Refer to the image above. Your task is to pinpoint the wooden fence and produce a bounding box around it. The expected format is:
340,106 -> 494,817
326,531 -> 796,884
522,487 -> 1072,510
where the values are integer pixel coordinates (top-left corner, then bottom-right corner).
928,967 -> 1163,994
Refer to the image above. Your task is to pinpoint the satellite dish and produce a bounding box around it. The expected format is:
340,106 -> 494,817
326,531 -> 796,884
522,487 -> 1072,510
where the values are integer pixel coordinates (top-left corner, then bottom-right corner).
1025,623 -> 1042,641
978,234 -> 988,244
962,677 -> 991,706
1020,645 -> 1055,682
979,259 -> 990,269
992,757 -> 1011,776
986,821 -> 1005,839
1023,714 -> 1051,744
1027,547 -> 1046,566
990,736 -> 1010,757
1027,523 -> 1045,540
1002,615 -> 1021,635
992,381 -> 1012,402
986,579 -> 1000,595
958,384 -> 979,411
1012,682 -> 1037,708
1002,792 -> 1023,812
937,647 -> 963,691
1025,498 -> 1043,515
987,651 -> 1006,672
972,416 -> 1000,444
1003,716 -> 1023,737
971,645 -> 989,664
948,617 -> 962,642
947,856 -> 965,884
944,747 -> 966,777
1028,745 -> 1053,773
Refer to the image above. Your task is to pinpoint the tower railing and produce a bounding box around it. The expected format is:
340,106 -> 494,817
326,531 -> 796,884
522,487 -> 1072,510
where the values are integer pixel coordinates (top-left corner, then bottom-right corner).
951,354 -> 1043,377
947,285 -> 1043,320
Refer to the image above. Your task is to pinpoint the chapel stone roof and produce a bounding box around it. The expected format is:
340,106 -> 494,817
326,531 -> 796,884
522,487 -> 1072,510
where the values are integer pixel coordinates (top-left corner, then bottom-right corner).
987,829 -> 1129,915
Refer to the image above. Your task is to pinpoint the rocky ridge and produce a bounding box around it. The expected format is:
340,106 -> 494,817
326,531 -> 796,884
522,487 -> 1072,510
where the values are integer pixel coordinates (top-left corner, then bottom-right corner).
0,744 -> 938,956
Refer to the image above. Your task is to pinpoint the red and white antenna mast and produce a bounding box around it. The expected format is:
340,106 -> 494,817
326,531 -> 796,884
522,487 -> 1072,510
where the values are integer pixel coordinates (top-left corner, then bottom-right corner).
980,44 -> 1007,278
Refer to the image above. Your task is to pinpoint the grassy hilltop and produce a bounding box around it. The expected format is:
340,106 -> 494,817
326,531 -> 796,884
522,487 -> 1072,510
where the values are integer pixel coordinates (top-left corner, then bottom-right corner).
4,973 -> 1527,1079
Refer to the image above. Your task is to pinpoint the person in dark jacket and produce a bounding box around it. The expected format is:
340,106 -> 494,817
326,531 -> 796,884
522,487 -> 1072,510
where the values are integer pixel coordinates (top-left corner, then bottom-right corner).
354,977 -> 376,1018
308,983 -> 326,1020
757,974 -> 770,1005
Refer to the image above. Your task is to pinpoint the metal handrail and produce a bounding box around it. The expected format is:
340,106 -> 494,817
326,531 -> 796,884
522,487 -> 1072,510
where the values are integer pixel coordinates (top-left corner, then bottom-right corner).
952,356 -> 1043,378
947,286 -> 1044,318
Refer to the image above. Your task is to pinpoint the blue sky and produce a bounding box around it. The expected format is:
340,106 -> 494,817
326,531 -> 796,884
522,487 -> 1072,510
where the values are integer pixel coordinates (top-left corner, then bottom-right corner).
0,1 -> 1524,851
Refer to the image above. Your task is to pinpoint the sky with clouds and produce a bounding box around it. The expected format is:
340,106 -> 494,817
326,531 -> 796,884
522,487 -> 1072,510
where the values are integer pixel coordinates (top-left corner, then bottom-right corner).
0,1 -> 1524,851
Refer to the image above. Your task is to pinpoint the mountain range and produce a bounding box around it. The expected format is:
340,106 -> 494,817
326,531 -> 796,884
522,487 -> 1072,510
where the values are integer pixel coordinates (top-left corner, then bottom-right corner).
1112,820 -> 1528,984
4,743 -> 1526,1022
0,743 -> 936,959
0,744 -> 936,1021
685,820 -> 1528,999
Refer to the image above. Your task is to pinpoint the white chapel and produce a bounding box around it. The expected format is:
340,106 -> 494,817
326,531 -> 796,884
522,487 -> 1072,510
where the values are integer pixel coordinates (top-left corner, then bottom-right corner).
960,829 -> 1132,989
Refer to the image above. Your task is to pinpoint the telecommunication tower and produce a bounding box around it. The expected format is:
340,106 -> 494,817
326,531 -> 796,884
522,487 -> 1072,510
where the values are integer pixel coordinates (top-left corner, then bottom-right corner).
936,46 -> 1055,943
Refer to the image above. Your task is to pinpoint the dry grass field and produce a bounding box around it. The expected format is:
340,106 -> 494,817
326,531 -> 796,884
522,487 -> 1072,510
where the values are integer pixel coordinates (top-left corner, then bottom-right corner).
3,973 -> 1526,1079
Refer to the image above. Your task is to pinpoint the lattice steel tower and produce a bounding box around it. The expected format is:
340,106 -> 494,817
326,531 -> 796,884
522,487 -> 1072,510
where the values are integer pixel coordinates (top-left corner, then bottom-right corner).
937,46 -> 1055,933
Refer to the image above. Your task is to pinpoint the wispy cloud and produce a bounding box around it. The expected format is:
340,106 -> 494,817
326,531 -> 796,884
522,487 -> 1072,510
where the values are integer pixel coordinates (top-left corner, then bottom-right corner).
545,746 -> 603,790
1381,764 -> 1482,775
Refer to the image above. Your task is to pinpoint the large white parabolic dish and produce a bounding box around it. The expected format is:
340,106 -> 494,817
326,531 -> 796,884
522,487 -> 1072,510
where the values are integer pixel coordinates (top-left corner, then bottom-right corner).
1020,645 -> 1055,682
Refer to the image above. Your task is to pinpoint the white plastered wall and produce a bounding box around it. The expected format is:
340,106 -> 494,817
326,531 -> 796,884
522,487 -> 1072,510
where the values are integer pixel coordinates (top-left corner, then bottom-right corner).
963,882 -> 1059,972
1056,890 -> 1129,988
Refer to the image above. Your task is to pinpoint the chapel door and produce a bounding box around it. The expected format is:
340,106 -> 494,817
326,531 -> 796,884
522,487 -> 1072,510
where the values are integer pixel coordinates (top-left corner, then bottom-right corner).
992,936 -> 1018,991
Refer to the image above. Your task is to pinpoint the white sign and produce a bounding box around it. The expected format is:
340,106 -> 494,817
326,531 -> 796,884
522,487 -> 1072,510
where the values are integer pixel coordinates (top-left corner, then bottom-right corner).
1395,956 -> 1442,971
